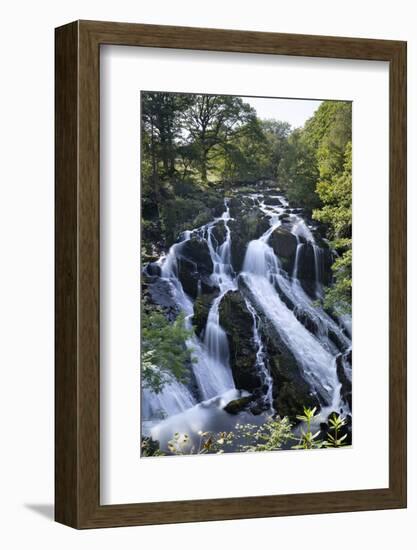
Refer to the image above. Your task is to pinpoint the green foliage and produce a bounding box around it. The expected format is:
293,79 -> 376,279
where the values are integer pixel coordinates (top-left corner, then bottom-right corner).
277,129 -> 320,208
293,406 -> 324,450
183,94 -> 257,183
141,437 -> 165,457
234,418 -> 293,452
161,407 -> 350,456
324,413 -> 348,448
314,140 -> 352,314
141,92 -> 352,314
141,309 -> 194,393
160,197 -> 210,245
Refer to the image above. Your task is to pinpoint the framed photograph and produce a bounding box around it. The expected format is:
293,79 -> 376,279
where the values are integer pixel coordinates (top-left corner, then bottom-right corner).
55,20 -> 407,528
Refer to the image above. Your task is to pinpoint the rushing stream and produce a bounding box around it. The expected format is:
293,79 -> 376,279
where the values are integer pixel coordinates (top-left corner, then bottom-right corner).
142,185 -> 352,453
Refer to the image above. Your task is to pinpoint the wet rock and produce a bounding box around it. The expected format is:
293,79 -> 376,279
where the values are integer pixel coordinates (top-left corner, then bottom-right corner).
223,395 -> 253,414
192,290 -> 219,336
269,227 -> 297,258
268,226 -> 297,275
146,279 -> 179,319
200,280 -> 218,295
264,197 -> 283,206
176,237 -> 214,299
239,279 -> 321,420
211,221 -> 227,246
228,196 -> 256,218
297,243 -> 316,281
328,327 -> 349,353
335,353 -> 352,409
177,257 -> 199,298
294,308 -> 320,336
267,336 -> 321,421
229,210 -> 270,272
145,261 -> 161,277
180,237 -> 213,274
218,290 -> 263,392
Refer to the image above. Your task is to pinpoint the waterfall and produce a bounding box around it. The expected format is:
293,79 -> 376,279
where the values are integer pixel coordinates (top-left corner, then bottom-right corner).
245,299 -> 274,409
141,377 -> 196,421
291,219 -> 323,298
143,188 -> 352,446
240,206 -> 347,409
292,242 -> 304,280
146,202 -> 237,417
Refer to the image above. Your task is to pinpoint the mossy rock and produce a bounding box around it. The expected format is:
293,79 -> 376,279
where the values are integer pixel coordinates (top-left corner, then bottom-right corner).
192,290 -> 219,336
180,237 -> 213,273
219,290 -> 262,392
229,210 -> 270,272
266,337 -> 320,421
211,220 -> 227,246
223,395 -> 253,415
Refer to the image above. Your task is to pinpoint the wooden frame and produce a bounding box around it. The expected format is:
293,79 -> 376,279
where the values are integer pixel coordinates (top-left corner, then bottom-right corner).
55,20 -> 407,529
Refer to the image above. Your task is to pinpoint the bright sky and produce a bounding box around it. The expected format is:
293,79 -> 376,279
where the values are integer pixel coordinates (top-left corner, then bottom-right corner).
243,96 -> 322,129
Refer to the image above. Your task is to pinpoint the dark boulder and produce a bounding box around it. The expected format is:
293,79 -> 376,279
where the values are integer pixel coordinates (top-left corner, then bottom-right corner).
294,240 -> 334,293
176,237 -> 214,299
264,197 -> 283,206
218,290 -> 263,392
177,257 -> 199,298
229,210 -> 270,272
328,327 -> 349,353
266,335 -> 321,421
192,290 -> 219,336
294,308 -> 320,336
296,242 -> 316,281
268,226 -> 298,275
239,278 -> 321,420
223,395 -> 253,415
295,243 -> 317,298
228,195 -> 257,218
180,237 -> 213,274
335,353 -> 352,410
211,220 -> 227,247
145,279 -> 179,319
145,261 -> 161,277
269,226 -> 297,258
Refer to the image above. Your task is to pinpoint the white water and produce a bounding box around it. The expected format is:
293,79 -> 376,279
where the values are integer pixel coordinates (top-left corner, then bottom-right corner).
143,189 -> 352,447
241,196 -> 347,409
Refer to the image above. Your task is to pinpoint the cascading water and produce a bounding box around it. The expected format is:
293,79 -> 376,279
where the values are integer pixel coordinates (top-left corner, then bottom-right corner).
142,187 -> 352,450
245,299 -> 274,409
202,204 -> 236,394
240,195 -> 349,414
292,219 -> 323,298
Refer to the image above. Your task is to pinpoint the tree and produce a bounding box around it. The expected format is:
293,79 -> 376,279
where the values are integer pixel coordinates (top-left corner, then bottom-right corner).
142,92 -> 192,186
183,95 -> 256,183
277,129 -> 320,209
314,143 -> 352,312
261,119 -> 292,179
310,102 -> 352,313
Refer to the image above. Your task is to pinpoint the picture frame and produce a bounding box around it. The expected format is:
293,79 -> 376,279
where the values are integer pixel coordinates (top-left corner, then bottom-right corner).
55,20 -> 407,528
